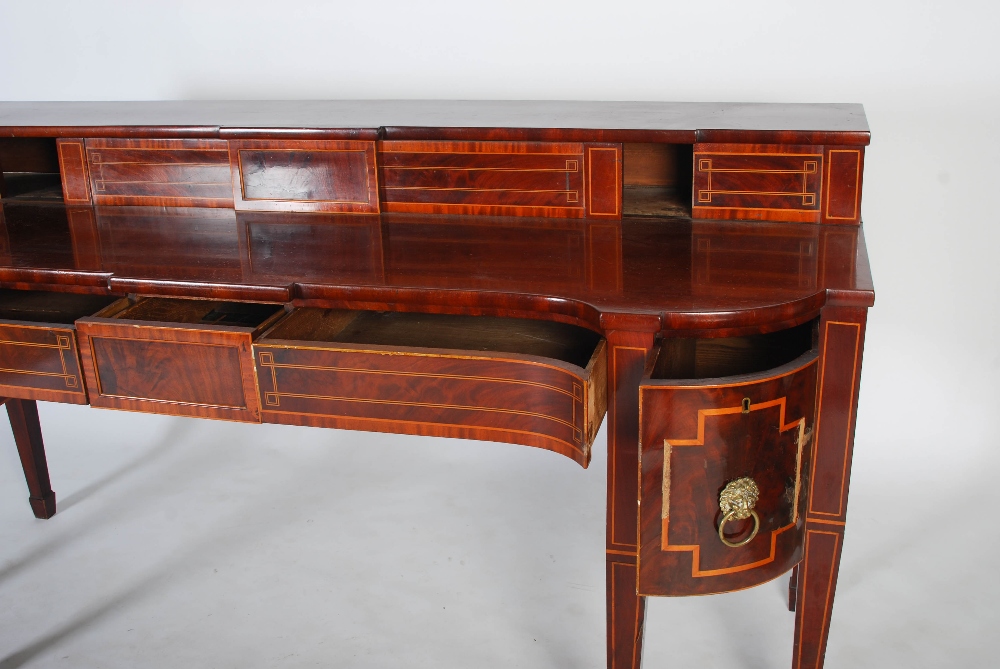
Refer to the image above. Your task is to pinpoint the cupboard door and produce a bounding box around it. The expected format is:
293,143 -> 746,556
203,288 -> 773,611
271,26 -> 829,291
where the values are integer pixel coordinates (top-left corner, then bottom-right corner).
638,349 -> 818,595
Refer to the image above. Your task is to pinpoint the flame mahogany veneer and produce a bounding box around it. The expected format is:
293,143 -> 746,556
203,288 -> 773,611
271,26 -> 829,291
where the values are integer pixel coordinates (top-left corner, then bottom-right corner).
0,101 -> 873,669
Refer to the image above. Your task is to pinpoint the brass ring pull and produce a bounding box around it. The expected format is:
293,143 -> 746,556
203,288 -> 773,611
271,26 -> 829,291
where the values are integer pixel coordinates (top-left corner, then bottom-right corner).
718,477 -> 761,548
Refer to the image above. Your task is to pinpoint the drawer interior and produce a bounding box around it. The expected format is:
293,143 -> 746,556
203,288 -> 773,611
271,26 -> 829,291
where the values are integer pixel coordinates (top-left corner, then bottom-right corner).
109,297 -> 284,329
0,289 -> 120,324
263,308 -> 602,368
652,319 -> 815,380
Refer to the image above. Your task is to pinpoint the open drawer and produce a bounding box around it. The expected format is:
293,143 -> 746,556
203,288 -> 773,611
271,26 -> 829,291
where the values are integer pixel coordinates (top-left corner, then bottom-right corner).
76,297 -> 286,421
638,321 -> 819,596
254,308 -> 608,466
0,289 -> 120,404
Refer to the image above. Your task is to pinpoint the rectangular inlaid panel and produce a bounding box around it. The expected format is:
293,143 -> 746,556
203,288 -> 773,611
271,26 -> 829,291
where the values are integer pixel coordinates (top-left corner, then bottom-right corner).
379,141 -> 589,218
255,339 -> 606,466
586,144 -> 622,219
56,139 -> 92,204
86,138 -> 233,207
822,148 -> 864,224
76,319 -> 260,422
0,322 -> 87,404
638,351 -> 818,595
230,140 -> 378,213
692,144 -> 823,223
808,321 -> 861,518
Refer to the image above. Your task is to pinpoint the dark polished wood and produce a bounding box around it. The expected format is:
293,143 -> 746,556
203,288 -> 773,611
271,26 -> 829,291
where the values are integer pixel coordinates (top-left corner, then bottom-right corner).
86,138 -> 233,208
604,327 -> 656,669
638,348 -> 818,595
76,298 -> 283,422
4,398 -> 56,518
0,100 -> 870,145
0,204 -> 874,325
379,140 -> 595,218
0,101 -> 873,669
230,140 -> 379,213
792,304 -> 867,669
256,309 -> 607,465
55,139 -> 92,204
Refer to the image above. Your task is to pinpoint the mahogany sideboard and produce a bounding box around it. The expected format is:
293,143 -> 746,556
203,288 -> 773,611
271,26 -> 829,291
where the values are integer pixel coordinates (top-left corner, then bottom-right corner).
0,101 -> 873,668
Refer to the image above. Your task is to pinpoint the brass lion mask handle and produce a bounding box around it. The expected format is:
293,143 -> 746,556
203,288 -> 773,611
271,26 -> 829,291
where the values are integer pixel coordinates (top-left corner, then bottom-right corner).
718,477 -> 761,548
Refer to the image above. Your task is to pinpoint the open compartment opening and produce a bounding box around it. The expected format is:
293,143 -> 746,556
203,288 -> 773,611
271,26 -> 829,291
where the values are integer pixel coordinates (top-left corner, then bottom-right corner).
652,319 -> 816,380
263,308 -> 603,369
622,143 -> 692,218
0,288 -> 120,324
108,297 -> 285,329
0,138 -> 63,202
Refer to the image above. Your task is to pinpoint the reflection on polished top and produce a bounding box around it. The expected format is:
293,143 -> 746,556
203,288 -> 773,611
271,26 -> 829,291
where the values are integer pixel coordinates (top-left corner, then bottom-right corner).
0,202 -> 873,332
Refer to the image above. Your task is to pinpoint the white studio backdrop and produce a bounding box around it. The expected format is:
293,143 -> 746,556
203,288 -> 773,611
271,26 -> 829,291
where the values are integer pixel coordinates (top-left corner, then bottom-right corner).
1,1 -> 997,667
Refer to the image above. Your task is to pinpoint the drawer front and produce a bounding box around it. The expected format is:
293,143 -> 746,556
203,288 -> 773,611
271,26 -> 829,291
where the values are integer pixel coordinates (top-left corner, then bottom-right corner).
379,141 -> 621,219
692,144 -> 823,223
0,322 -> 87,404
254,339 -> 606,466
86,138 -> 233,207
76,320 -> 260,422
638,350 -> 818,595
230,140 -> 379,213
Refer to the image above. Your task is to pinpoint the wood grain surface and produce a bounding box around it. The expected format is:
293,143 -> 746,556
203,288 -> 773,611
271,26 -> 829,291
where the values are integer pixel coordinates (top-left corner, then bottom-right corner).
638,349 -> 818,595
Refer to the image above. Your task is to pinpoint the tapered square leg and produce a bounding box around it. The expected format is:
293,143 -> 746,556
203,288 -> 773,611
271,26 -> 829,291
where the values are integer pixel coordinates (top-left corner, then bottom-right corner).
788,564 -> 799,612
791,305 -> 867,668
792,524 -> 844,668
5,398 -> 57,519
608,555 -> 646,669
604,327 -> 657,669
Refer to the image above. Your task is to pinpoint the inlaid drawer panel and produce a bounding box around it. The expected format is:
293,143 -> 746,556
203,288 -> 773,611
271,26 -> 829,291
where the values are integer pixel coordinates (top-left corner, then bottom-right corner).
76,297 -> 285,421
692,144 -> 823,223
85,138 -> 233,207
638,323 -> 818,596
254,308 -> 607,466
0,290 -> 120,404
379,141 -> 620,219
229,140 -> 379,213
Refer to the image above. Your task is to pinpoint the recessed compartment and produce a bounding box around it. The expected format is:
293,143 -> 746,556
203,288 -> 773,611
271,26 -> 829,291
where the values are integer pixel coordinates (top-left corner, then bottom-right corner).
0,138 -> 63,203
638,320 -> 818,596
76,297 -> 285,421
0,289 -> 120,403
254,308 -> 608,465
622,143 -> 692,218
